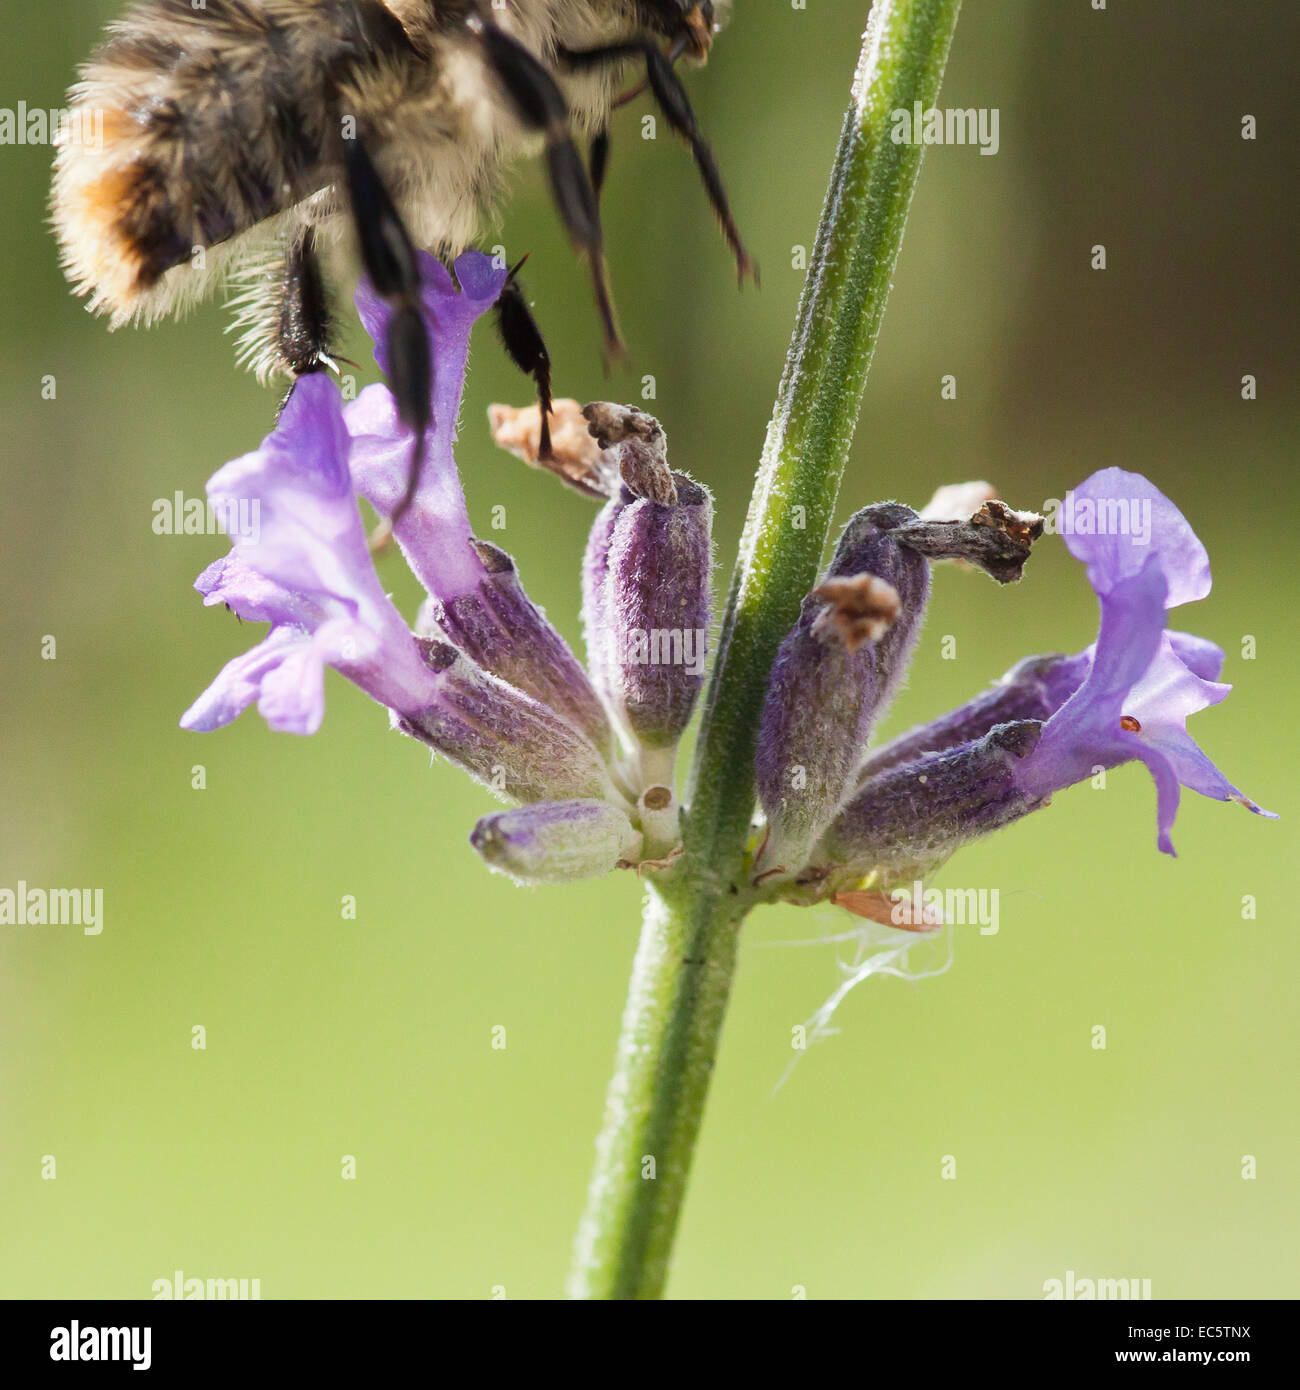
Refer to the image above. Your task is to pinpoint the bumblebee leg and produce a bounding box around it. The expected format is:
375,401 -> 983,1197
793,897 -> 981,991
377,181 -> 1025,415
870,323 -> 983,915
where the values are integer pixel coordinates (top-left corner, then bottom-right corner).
277,228 -> 334,381
341,128 -> 431,529
476,20 -> 623,362
590,128 -> 612,204
562,43 -> 755,284
495,265 -> 555,462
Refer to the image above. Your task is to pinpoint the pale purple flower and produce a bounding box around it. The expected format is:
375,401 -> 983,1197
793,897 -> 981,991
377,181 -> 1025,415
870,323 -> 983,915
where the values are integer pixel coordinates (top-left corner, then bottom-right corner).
343,251 -> 505,599
180,373 -> 442,736
1012,468 -> 1274,855
182,275 -> 1272,899
344,251 -> 610,747
817,468 -> 1273,883
183,252 -> 622,815
182,254 -> 746,883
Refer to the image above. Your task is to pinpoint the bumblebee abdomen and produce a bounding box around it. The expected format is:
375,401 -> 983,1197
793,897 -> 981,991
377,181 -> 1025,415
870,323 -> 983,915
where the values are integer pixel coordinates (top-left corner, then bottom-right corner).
51,0 -> 418,322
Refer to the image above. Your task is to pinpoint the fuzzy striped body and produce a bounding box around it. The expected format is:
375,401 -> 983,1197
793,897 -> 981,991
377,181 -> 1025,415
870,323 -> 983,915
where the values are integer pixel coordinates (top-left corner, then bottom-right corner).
52,0 -> 644,376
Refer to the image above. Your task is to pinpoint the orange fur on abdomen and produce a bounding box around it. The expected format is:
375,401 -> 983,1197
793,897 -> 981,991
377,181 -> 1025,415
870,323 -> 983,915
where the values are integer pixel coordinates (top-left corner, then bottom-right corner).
52,94 -> 191,319
50,0 -> 419,324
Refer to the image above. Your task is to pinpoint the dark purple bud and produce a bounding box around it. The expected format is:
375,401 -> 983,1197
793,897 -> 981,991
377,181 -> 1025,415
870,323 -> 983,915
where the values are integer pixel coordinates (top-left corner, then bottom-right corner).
419,538 -> 611,751
581,408 -> 712,765
470,798 -> 642,884
396,641 -> 625,807
601,475 -> 712,753
581,493 -> 621,705
754,505 -> 930,876
817,721 -> 1046,883
860,651 -> 1089,778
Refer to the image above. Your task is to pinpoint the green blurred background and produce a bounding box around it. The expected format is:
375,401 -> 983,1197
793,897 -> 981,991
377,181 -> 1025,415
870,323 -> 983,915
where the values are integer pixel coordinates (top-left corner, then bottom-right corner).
1,2 -> 1296,1299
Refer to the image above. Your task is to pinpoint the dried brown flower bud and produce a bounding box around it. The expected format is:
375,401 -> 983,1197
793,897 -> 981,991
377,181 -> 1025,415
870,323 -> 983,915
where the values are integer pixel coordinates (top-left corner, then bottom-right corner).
919,480 -> 998,522
810,574 -> 901,651
582,402 -> 676,506
487,399 -> 618,500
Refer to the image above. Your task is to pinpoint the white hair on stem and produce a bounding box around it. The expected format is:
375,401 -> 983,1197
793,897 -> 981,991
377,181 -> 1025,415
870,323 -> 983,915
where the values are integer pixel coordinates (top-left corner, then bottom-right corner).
763,910 -> 955,1095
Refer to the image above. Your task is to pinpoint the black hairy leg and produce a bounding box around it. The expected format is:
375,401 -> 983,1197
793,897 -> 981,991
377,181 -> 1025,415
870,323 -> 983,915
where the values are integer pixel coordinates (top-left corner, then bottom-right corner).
495,260 -> 555,462
590,128 -> 612,205
277,227 -> 335,381
473,15 -> 624,362
561,40 -> 756,284
341,125 -> 431,531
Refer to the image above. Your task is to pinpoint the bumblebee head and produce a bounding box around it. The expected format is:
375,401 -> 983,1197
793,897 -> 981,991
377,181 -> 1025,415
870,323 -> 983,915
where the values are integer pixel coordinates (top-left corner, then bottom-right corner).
642,2 -> 727,61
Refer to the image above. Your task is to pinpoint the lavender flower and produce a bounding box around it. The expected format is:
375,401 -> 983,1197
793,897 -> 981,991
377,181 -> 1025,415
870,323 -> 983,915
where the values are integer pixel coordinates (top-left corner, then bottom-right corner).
181,256 -> 1271,905
802,468 -> 1273,896
754,496 -> 1046,880
182,251 -> 721,882
180,374 -> 445,736
344,253 -> 611,750
1011,468 -> 1274,855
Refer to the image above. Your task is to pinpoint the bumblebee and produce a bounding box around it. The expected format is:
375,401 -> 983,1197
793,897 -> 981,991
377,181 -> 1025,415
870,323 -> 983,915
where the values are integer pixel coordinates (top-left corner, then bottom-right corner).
51,0 -> 752,514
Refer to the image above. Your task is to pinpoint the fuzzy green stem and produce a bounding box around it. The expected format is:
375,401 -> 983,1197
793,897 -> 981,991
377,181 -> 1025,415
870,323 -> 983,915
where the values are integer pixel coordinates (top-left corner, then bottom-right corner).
567,0 -> 963,1300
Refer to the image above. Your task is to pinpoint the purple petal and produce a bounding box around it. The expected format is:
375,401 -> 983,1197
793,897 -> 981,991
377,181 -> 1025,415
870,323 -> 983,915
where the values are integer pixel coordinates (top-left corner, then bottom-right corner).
354,252 -> 507,371
1130,743 -> 1183,858
181,628 -> 311,733
1071,557 -> 1169,708
254,639 -> 329,735
1167,630 -> 1225,682
1017,557 -> 1169,798
1125,639 -> 1275,820
195,553 -> 323,629
345,250 -> 507,602
188,377 -> 444,732
211,375 -> 381,617
1125,633 -> 1230,722
1058,467 -> 1210,608
1015,524 -> 1273,852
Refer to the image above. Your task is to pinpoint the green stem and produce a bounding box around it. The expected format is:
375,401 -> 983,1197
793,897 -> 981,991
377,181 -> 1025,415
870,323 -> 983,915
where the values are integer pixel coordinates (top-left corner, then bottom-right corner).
567,0 -> 963,1300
